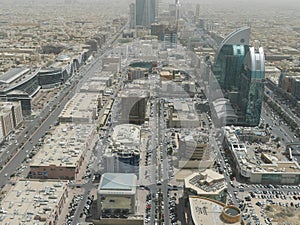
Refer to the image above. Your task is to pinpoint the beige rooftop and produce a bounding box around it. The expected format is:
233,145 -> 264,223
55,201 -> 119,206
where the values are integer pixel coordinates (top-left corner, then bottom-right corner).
30,123 -> 94,167
0,180 -> 68,225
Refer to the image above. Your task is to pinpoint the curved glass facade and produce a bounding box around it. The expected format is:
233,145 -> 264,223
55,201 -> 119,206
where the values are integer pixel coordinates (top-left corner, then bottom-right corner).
213,27 -> 265,126
214,44 -> 248,91
240,47 -> 265,126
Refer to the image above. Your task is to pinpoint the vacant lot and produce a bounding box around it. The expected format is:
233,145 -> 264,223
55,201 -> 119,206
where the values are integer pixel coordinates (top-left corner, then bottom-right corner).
265,205 -> 300,225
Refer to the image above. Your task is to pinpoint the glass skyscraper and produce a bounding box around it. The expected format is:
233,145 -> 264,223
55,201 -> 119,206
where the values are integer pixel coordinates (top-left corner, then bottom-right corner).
212,27 -> 265,126
135,0 -> 156,28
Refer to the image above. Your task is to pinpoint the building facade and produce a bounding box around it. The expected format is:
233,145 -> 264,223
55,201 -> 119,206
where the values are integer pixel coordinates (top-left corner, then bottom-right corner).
28,124 -> 96,180
0,101 -> 23,142
184,169 -> 227,203
187,197 -> 244,225
212,27 -> 265,126
103,124 -> 141,176
97,173 -> 137,216
129,3 -> 136,28
135,0 -> 156,28
0,180 -> 68,225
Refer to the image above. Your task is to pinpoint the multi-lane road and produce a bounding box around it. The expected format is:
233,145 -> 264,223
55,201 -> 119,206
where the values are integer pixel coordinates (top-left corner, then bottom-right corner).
0,46 -> 105,188
0,75 -> 77,188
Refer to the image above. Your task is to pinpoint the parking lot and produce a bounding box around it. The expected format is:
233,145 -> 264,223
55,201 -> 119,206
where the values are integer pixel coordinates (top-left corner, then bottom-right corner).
235,184 -> 300,225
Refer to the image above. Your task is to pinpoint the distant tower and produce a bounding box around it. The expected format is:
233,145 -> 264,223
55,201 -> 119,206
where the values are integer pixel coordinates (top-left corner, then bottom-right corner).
135,0 -> 156,28
213,27 -> 265,126
175,0 -> 180,31
129,3 -> 136,28
195,4 -> 200,22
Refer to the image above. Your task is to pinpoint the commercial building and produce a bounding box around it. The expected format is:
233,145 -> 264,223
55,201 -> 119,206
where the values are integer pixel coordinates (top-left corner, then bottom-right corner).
150,23 -> 177,49
159,70 -> 173,80
97,173 -> 137,215
118,88 -> 148,125
184,169 -> 227,203
103,124 -> 141,175
37,68 -> 64,88
135,0 -> 156,28
178,130 -> 209,168
223,126 -> 300,184
0,67 -> 40,115
129,3 -> 136,29
0,180 -> 68,225
80,71 -> 113,92
158,68 -> 196,97
0,101 -> 23,142
211,98 -> 238,126
168,101 -> 200,128
59,92 -> 101,123
212,27 -> 265,126
28,123 -> 95,180
102,57 -> 121,73
127,67 -> 148,81
37,48 -> 90,88
187,196 -> 244,225
79,79 -> 107,94
279,72 -> 300,100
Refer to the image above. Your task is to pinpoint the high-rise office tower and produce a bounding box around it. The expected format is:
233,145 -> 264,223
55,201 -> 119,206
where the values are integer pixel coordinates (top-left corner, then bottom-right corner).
195,4 -> 200,22
129,3 -> 136,29
135,0 -> 156,28
175,0 -> 180,30
151,23 -> 177,49
212,27 -> 265,126
169,3 -> 176,19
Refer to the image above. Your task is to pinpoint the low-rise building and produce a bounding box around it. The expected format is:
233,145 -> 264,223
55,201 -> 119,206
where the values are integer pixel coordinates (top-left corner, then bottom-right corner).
29,123 -> 95,180
59,92 -> 101,123
223,126 -> 300,184
177,129 -> 209,168
97,173 -> 137,215
0,180 -> 68,225
0,101 -> 23,142
187,196 -> 244,225
117,88 -> 148,125
127,67 -> 148,81
103,124 -> 140,175
168,101 -> 200,128
102,57 -> 121,73
184,169 -> 227,203
0,67 -> 40,115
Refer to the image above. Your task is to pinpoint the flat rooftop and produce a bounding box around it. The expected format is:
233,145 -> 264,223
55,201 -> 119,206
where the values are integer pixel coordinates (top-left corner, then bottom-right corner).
185,170 -> 226,195
0,180 -> 67,225
261,161 -> 300,173
59,92 -> 99,123
30,123 -> 94,167
189,197 -> 241,225
224,126 -> 300,175
80,82 -> 106,93
99,173 -> 137,194
112,124 -> 140,146
118,88 -> 148,98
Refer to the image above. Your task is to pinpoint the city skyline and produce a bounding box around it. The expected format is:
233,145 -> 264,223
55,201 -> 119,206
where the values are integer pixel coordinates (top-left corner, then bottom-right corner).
0,0 -> 299,225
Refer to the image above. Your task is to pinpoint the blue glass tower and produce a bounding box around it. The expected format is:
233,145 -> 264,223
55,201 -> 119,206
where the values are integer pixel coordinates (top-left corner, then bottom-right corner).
135,0 -> 156,28
212,27 -> 265,126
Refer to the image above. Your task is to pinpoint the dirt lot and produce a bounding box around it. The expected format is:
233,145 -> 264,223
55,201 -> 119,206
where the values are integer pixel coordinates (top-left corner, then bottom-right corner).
265,205 -> 300,225
31,88 -> 61,112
